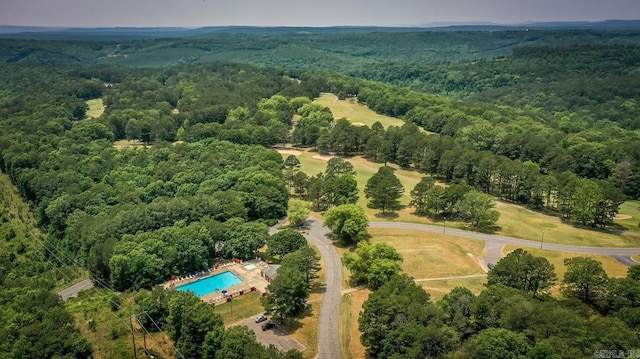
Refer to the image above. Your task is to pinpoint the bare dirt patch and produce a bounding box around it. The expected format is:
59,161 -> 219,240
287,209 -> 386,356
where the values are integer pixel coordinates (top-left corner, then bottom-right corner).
615,214 -> 632,220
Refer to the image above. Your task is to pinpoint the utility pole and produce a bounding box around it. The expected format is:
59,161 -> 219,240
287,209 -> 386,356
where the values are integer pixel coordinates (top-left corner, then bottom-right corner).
540,230 -> 545,250
129,315 -> 138,359
142,327 -> 148,357
443,217 -> 446,234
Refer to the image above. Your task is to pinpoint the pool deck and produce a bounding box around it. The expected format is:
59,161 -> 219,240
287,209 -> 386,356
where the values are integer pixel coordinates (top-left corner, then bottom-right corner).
162,260 -> 271,306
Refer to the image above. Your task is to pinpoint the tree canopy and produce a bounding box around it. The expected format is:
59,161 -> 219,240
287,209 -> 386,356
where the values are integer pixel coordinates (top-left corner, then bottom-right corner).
487,248 -> 557,298
323,204 -> 369,245
267,229 -> 308,259
343,242 -> 403,289
364,166 -> 404,214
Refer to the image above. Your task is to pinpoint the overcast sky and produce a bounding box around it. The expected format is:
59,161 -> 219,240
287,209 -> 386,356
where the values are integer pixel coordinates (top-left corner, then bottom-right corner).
1,0 -> 639,27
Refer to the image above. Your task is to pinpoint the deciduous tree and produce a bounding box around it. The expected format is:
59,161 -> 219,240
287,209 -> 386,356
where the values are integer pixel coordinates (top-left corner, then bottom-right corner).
267,229 -> 307,258
287,199 -> 309,227
454,190 -> 500,228
323,204 -> 369,244
343,242 -> 403,289
261,266 -> 310,321
281,245 -> 321,287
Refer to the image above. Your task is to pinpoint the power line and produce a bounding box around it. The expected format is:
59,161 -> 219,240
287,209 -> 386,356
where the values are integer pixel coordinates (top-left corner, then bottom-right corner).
19,223 -> 185,358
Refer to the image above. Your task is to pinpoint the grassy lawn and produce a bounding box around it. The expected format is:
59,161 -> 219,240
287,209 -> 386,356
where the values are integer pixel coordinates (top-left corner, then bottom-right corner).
340,289 -> 370,359
617,200 -> 640,231
215,291 -> 264,325
501,245 -> 630,280
369,228 -> 485,279
419,276 -> 488,301
314,93 -> 407,129
496,200 -> 640,247
215,290 -> 317,358
85,98 -> 105,118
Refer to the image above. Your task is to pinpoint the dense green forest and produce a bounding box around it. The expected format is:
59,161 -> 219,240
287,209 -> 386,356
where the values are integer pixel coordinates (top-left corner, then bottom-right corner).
1,28 -> 640,358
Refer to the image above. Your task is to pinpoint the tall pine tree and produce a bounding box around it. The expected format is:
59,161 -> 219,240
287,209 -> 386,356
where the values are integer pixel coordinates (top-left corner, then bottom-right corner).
365,166 -> 404,214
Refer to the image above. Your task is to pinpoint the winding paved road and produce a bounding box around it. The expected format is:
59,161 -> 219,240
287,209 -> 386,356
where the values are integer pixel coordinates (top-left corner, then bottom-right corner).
282,218 -> 640,359
303,218 -> 343,359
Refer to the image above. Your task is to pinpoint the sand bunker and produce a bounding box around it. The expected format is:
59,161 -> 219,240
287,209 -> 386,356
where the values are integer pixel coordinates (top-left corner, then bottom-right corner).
352,122 -> 366,126
312,155 -> 334,161
277,149 -> 302,156
615,214 -> 632,220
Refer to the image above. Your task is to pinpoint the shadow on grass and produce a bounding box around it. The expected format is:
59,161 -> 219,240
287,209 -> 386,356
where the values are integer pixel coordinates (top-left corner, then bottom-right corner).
310,282 -> 326,294
569,222 -> 626,235
373,211 -> 399,219
279,305 -> 314,333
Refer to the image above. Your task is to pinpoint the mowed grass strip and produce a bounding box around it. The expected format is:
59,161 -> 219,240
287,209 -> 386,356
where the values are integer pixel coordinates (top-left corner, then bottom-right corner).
340,289 -> 370,359
496,201 -> 640,247
314,93 -> 407,129
369,228 -> 485,279
501,245 -> 630,280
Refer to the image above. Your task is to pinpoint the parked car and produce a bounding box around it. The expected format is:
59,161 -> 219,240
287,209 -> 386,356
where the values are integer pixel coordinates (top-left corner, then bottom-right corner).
261,321 -> 275,331
487,263 -> 495,270
255,314 -> 268,323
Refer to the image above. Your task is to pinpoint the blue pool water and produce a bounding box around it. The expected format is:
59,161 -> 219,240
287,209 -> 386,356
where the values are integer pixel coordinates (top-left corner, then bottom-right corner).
176,271 -> 242,297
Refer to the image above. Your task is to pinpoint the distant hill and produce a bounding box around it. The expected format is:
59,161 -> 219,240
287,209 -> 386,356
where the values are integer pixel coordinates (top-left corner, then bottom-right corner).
0,25 -> 65,34
0,25 -> 428,40
2,19 -> 640,40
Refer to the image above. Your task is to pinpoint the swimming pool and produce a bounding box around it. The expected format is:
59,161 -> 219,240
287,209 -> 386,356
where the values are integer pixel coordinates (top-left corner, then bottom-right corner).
176,271 -> 242,297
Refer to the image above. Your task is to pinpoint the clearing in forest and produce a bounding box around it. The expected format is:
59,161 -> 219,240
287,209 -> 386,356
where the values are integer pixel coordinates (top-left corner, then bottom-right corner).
85,98 -> 105,118
314,93 -> 407,129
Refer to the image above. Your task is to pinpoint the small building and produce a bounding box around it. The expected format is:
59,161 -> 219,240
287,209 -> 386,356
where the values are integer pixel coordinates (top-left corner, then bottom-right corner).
261,264 -> 281,282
